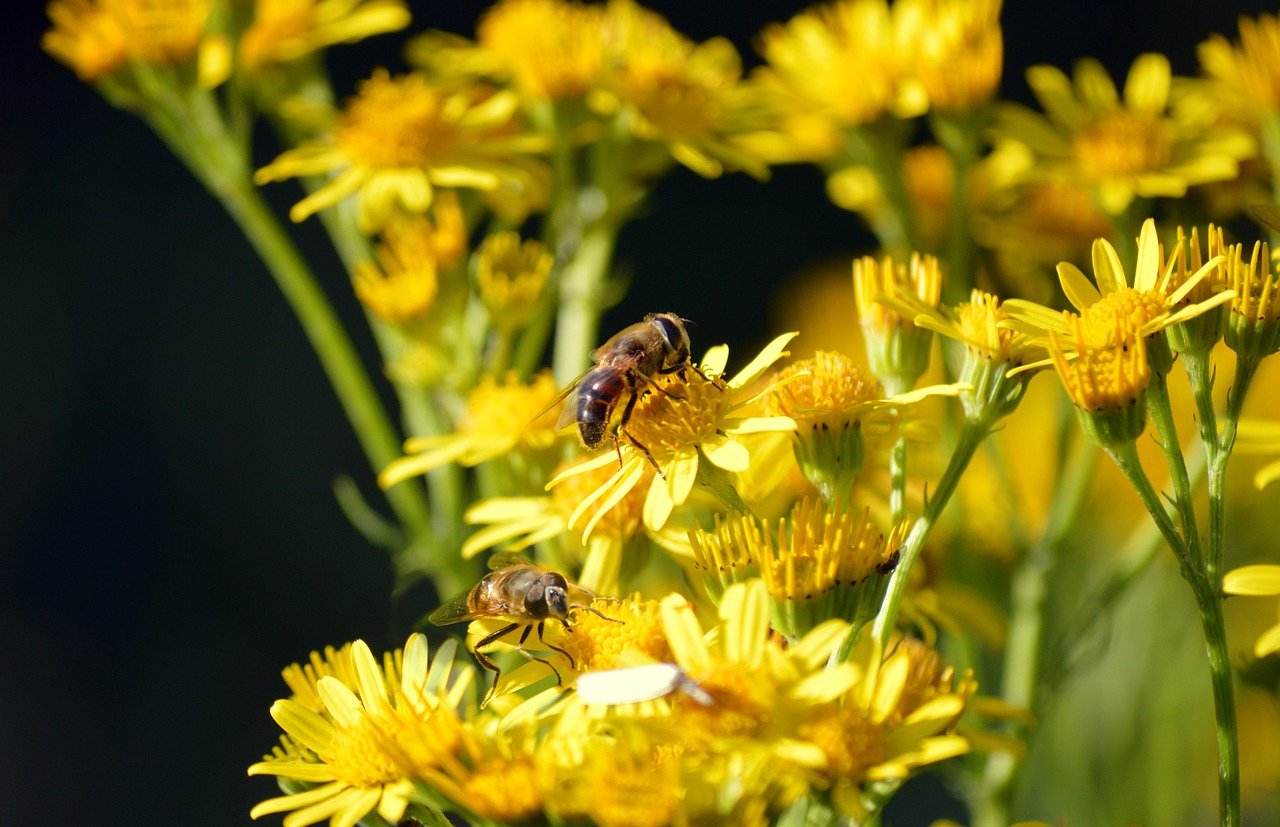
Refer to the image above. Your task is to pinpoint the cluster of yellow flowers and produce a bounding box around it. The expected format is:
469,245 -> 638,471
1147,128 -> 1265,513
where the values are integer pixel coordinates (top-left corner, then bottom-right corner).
45,0 -> 1280,824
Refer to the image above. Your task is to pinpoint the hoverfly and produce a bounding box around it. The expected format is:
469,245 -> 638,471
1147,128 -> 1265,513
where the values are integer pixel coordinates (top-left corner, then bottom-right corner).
429,553 -> 619,704
546,312 -> 702,469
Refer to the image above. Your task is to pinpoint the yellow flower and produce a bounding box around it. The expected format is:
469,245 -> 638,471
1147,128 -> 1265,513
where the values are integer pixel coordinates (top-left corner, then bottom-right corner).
757,0 -> 922,129
238,0 -> 410,71
894,0 -> 1003,113
420,720 -> 545,823
44,0 -> 231,86
352,216 -> 440,324
249,635 -> 471,827
1047,312 -> 1150,446
547,333 -> 798,536
853,252 -> 941,393
598,1 -> 776,180
997,54 -> 1253,215
475,231 -> 553,332
689,498 -> 897,637
462,458 -> 654,594
379,371 -> 562,488
1004,219 -> 1234,368
43,0 -> 129,80
255,70 -> 547,231
1223,564 -> 1280,658
1224,238 -> 1280,359
1199,14 -> 1280,119
812,633 -> 973,816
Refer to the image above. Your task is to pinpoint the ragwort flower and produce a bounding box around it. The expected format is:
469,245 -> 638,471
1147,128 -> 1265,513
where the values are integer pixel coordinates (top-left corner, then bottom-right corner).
997,54 -> 1253,215
379,371 -> 562,489
254,70 -> 547,231
547,333 -> 798,536
238,0 -> 410,72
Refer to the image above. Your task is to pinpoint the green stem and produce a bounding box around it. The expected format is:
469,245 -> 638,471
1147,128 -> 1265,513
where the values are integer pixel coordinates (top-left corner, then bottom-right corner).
1190,575 -> 1242,827
1208,356 -> 1259,582
1146,370 -> 1203,566
845,122 -> 915,257
1183,350 -> 1220,460
552,219 -> 619,384
888,437 -> 907,523
867,416 -> 988,649
931,109 -> 987,302
976,434 -> 1096,827
1103,441 -> 1189,566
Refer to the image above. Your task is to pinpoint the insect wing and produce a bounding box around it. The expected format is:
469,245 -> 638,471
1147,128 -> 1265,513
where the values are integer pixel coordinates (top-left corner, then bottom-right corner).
428,587 -> 487,626
532,369 -> 589,430
575,662 -> 714,706
486,551 -> 536,571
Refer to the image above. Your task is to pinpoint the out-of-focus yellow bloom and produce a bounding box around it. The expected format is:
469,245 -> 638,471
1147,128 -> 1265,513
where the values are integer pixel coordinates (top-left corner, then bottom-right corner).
249,636 -> 471,827
478,0 -> 604,101
828,146 -> 957,251
854,252 -> 941,393
238,0 -> 410,71
1223,564 -> 1280,658
475,232 -> 552,332
255,70 -> 547,231
380,371 -> 562,488
894,0 -> 1003,112
44,0 -> 231,86
758,0 -> 923,128
1199,14 -> 1280,119
420,721 -> 545,823
548,334 -> 798,536
997,54 -> 1254,215
353,215 -> 441,324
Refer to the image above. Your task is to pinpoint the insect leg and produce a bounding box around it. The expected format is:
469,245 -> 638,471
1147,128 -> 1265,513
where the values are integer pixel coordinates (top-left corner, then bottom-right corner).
571,603 -> 625,624
473,622 -> 519,706
512,621 -> 565,686
622,430 -> 663,475
537,622 -> 578,671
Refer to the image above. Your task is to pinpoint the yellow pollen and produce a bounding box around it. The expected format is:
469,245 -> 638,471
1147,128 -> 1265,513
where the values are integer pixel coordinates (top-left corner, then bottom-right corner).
338,71 -> 457,169
800,706 -> 886,779
689,513 -> 757,578
1050,314 -> 1150,411
955,291 -> 1018,360
462,757 -> 543,821
1083,289 -> 1165,340
623,368 -> 729,459
559,596 -> 670,670
1075,111 -> 1172,179
763,351 -> 882,429
323,715 -> 404,788
459,371 -> 561,445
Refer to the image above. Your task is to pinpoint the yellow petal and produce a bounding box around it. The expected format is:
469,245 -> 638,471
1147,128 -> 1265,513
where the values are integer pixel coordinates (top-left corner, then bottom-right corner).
581,457 -> 648,540
1123,53 -> 1171,114
720,580 -> 769,668
1255,458 -> 1280,490
642,472 -> 675,532
661,594 -> 711,675
351,640 -> 390,715
728,332 -> 797,389
577,535 -> 623,595
269,699 -> 337,754
666,448 -> 700,507
317,676 -> 363,726
1074,57 -> 1118,110
546,451 -> 618,489
1255,622 -> 1280,658
701,344 -> 730,375
1092,236 -> 1129,294
250,781 -> 345,819
702,435 -> 750,472
1131,219 -> 1159,292
1057,261 -> 1102,311
1223,564 -> 1280,596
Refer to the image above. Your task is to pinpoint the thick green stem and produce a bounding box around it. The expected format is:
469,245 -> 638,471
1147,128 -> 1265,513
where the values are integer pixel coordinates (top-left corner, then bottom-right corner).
1146,371 -> 1203,566
552,220 -> 619,384
1183,350 -> 1220,458
868,417 -> 988,649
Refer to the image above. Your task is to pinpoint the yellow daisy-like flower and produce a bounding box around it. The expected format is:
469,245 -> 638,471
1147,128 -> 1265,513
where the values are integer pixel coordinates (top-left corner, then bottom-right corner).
1047,311 -> 1150,446
44,0 -> 231,86
352,215 -> 440,325
689,498 -> 898,637
997,53 -> 1253,215
1224,237 -> 1280,359
894,0 -> 1003,113
462,458 -> 654,594
379,371 -> 562,489
248,635 -> 471,827
475,231 -> 553,333
1199,14 -> 1280,120
547,333 -> 798,536
810,633 -> 972,817
420,720 -> 545,823
600,2 -> 776,181
757,0 -> 923,129
254,70 -> 546,231
1223,564 -> 1280,658
238,0 -> 410,71
1003,218 -> 1234,368
853,252 -> 941,393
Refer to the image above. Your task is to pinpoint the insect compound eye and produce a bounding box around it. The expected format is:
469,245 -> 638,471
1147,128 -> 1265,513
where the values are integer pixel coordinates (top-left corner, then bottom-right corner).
650,314 -> 689,358
546,586 -> 568,618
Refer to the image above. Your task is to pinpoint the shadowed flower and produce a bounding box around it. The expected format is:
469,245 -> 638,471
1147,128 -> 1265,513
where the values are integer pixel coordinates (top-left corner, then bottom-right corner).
380,371 -> 562,489
255,70 -> 547,231
996,54 -> 1253,215
547,333 -> 798,536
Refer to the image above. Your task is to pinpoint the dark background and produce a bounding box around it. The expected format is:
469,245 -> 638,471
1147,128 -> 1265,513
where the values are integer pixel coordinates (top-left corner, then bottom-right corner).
1,1 -> 1273,824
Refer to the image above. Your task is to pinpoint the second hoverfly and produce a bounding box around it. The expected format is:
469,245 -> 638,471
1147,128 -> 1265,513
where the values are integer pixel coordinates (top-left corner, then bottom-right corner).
429,553 -> 618,704
550,312 -> 700,466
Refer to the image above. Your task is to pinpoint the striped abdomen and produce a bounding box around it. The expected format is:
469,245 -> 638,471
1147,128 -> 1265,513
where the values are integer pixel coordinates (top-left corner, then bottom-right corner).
576,365 -> 628,448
